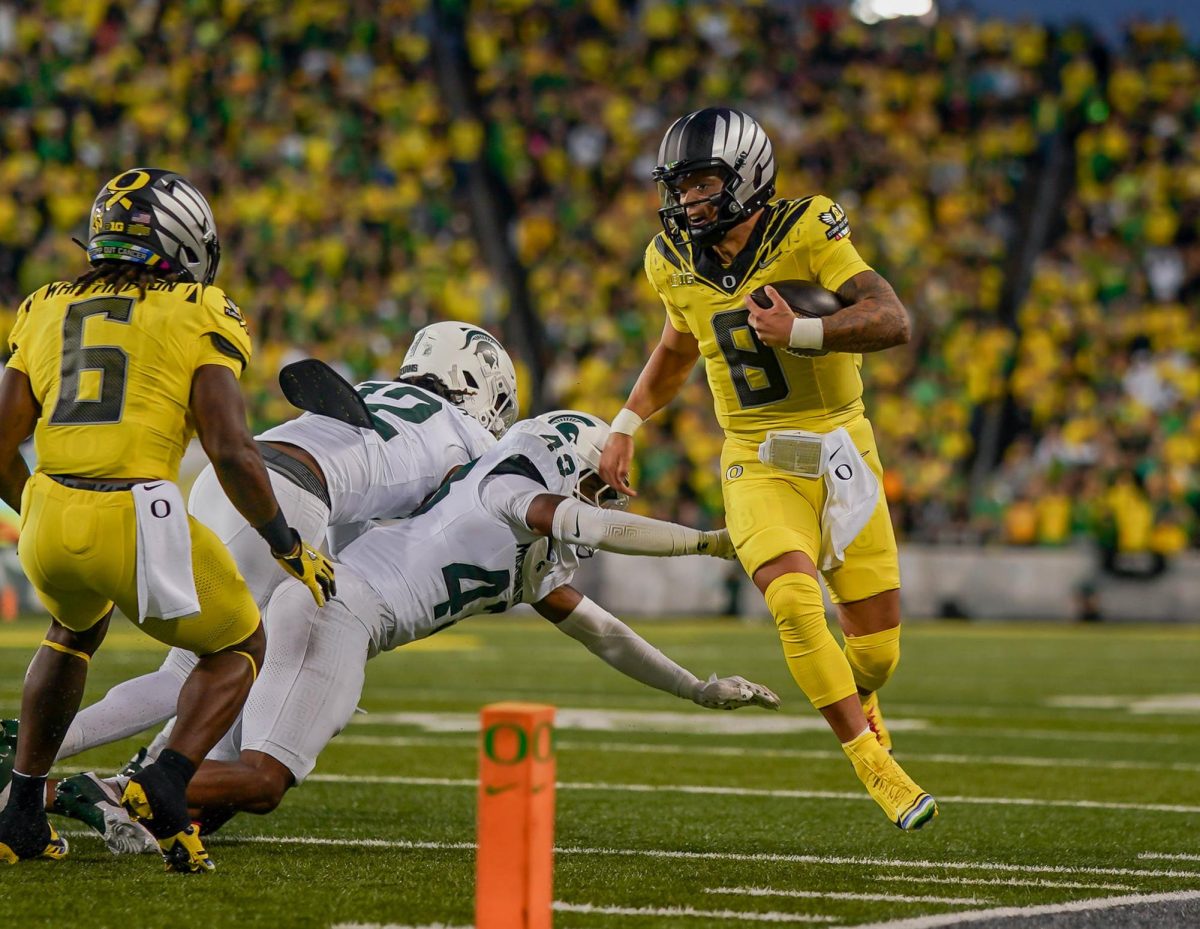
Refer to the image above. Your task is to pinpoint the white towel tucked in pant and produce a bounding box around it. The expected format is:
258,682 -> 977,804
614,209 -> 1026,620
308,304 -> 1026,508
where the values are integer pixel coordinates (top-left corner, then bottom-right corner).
817,427 -> 880,571
133,481 -> 201,622
757,426 -> 880,571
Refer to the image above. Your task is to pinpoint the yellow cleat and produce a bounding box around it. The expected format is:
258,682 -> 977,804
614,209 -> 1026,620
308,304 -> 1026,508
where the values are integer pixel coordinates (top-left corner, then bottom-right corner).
120,779 -> 154,823
861,691 -> 893,754
122,771 -> 214,873
158,825 -> 214,874
0,821 -> 69,864
843,729 -> 938,831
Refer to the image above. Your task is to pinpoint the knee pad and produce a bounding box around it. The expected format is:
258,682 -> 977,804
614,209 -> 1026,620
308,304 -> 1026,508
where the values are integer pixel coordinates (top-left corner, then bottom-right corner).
843,626 -> 901,694
764,573 -> 857,709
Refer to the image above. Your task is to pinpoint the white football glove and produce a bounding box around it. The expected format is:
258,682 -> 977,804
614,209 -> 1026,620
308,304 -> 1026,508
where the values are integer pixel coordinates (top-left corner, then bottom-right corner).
697,528 -> 737,560
692,673 -> 781,711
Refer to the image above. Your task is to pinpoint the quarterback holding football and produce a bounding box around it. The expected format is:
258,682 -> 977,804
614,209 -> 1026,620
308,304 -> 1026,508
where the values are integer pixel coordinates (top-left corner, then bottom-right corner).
599,107 -> 937,831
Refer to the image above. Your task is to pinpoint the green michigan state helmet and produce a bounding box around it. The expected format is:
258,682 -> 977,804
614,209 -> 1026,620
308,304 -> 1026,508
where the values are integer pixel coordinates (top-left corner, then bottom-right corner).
653,107 -> 776,247
536,409 -> 628,509
87,168 -> 221,284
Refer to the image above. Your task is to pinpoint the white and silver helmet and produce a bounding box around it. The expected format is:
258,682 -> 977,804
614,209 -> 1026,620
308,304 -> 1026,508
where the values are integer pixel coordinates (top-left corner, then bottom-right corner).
653,107 -> 776,247
86,168 -> 221,284
536,409 -> 628,509
400,321 -> 518,438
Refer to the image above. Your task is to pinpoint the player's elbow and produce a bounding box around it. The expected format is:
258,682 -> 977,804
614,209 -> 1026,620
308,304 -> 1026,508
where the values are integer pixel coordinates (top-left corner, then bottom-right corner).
884,303 -> 911,348
206,438 -> 262,482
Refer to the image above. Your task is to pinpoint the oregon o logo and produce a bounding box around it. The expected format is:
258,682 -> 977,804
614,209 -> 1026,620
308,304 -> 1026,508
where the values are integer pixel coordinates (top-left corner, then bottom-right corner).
722,274 -> 737,289
834,464 -> 853,481
150,499 -> 172,518
726,464 -> 743,480
530,721 -> 554,761
483,722 -> 527,765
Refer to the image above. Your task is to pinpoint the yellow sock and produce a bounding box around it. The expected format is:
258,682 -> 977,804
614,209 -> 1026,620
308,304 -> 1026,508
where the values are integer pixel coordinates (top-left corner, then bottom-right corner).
764,573 -> 857,709
843,625 -> 901,695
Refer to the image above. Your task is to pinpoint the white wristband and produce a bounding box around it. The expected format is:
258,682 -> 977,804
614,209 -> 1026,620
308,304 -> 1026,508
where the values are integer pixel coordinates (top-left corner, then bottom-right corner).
789,317 -> 824,351
610,408 -> 644,436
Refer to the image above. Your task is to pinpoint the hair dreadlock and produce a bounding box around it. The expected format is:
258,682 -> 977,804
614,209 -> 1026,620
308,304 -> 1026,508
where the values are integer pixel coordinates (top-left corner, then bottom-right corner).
73,261 -> 181,299
397,372 -> 468,406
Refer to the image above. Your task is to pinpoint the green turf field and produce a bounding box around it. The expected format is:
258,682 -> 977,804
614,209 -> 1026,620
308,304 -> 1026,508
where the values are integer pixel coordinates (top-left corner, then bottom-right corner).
1,615 -> 1199,928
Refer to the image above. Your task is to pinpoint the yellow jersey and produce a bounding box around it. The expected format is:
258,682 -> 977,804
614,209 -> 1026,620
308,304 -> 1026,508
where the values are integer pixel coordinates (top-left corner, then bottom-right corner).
644,195 -> 872,442
5,279 -> 252,480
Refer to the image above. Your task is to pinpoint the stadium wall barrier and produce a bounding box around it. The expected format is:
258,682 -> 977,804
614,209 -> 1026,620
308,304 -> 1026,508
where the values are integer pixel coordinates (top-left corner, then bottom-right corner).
571,547 -> 1200,623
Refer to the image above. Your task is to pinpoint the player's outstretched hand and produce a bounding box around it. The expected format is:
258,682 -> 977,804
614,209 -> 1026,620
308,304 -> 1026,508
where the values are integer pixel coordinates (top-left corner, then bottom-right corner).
599,432 -> 637,498
697,528 -> 737,560
273,533 -> 337,606
693,673 -> 781,711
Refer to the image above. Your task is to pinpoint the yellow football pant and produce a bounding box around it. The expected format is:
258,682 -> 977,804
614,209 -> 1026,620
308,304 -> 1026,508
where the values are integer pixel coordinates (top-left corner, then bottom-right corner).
19,472 -> 259,654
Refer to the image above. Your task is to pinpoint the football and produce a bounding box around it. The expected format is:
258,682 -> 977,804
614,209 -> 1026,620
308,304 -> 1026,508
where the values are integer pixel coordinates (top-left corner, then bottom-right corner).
749,279 -> 846,357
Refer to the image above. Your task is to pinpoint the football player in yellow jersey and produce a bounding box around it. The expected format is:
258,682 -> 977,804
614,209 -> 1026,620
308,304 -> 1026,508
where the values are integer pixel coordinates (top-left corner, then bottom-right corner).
0,168 -> 335,870
599,108 -> 937,830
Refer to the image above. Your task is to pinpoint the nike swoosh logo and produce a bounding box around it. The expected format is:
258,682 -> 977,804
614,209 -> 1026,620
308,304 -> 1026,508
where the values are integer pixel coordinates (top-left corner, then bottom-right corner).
758,256 -> 778,270
574,514 -> 581,537
485,783 -> 518,796
143,482 -> 165,490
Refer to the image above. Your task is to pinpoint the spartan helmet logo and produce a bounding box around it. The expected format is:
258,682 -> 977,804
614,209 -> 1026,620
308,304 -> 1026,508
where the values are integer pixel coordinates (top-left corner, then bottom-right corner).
554,421 -> 580,442
473,340 -> 500,370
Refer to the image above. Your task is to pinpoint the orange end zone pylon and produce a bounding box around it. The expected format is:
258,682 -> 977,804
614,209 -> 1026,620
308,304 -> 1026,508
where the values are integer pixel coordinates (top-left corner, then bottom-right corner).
476,702 -> 556,929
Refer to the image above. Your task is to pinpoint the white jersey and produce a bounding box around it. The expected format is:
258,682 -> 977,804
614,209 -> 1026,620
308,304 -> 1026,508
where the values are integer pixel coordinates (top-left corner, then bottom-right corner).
258,380 -> 495,525
339,420 -> 582,651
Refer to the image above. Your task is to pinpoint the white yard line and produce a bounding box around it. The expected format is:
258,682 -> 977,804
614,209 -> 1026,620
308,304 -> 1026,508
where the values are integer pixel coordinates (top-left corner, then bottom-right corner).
873,874 -> 1135,892
834,889 -> 1200,929
551,901 -> 836,923
331,925 -> 470,929
334,734 -> 1200,774
706,886 -> 989,905
346,708 -> 1196,745
307,773 -> 1200,816
1139,852 -> 1200,862
931,727 -> 1194,746
146,833 -> 1200,881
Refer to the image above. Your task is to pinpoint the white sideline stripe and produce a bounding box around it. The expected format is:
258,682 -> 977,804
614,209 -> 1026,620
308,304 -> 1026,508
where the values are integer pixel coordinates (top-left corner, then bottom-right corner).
179,834 -> 1200,881
707,885 -> 989,905
552,901 -> 836,923
876,874 -> 1135,891
307,773 -> 1200,815
334,734 -> 1200,774
835,889 -> 1200,929
1140,852 -> 1200,862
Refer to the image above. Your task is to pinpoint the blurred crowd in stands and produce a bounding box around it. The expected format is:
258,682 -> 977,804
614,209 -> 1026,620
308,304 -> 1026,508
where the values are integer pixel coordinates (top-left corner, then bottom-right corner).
0,1 -> 1196,559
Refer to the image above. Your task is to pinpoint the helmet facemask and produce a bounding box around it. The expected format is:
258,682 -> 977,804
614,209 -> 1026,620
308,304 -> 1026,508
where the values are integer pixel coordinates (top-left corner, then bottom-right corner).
655,163 -> 751,248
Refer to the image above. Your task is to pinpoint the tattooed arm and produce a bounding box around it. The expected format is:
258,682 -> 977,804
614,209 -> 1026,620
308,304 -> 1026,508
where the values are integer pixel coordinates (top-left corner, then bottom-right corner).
821,270 -> 911,353
746,270 -> 911,354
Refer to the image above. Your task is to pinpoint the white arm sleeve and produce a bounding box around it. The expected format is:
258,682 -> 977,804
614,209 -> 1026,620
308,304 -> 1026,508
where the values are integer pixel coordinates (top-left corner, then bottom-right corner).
478,472 -> 550,538
554,595 -> 701,701
550,496 -> 726,557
